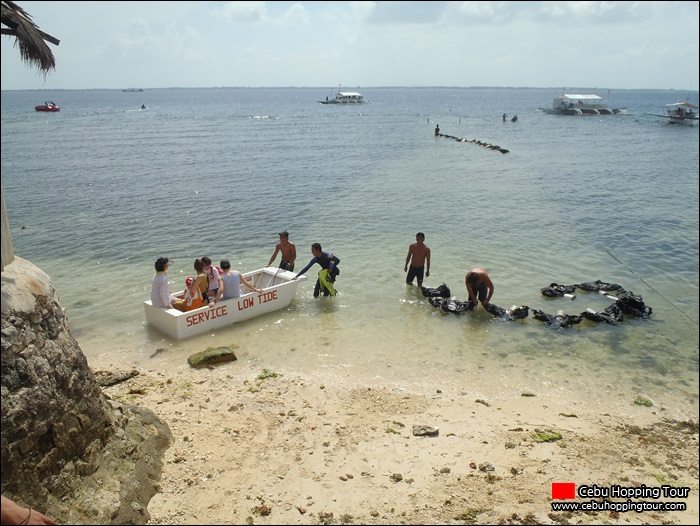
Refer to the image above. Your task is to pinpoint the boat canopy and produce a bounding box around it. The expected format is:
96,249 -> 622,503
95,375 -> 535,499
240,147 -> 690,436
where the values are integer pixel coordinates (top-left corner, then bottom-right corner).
338,92 -> 362,97
666,102 -> 698,109
561,94 -> 602,102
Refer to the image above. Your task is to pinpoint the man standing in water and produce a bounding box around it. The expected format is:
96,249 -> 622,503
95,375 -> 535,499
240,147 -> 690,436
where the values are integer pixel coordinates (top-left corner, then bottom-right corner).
268,230 -> 297,271
404,232 -> 431,287
465,267 -> 494,308
293,243 -> 340,297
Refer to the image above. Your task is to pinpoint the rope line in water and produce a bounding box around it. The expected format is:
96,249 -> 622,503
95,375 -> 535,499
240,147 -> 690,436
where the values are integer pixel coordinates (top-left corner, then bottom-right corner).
605,249 -> 698,327
435,131 -> 509,154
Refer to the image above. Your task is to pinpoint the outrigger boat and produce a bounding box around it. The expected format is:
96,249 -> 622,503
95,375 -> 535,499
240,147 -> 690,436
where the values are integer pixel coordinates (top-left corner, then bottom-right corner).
648,102 -> 699,125
539,94 -> 629,116
319,88 -> 366,104
144,267 -> 307,339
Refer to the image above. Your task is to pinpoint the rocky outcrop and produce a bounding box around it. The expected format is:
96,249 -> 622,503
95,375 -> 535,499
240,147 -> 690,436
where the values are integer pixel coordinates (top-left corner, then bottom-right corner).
1,257 -> 172,524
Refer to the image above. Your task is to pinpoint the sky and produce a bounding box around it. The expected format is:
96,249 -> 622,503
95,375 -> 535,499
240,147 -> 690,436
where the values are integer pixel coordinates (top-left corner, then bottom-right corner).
2,1 -> 699,91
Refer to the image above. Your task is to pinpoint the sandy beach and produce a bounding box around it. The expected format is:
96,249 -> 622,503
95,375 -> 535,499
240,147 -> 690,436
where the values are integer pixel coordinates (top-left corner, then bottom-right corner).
100,363 -> 699,525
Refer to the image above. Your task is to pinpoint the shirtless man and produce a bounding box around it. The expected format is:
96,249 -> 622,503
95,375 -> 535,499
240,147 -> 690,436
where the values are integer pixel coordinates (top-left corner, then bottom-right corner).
465,267 -> 494,307
268,230 -> 297,272
404,232 -> 431,287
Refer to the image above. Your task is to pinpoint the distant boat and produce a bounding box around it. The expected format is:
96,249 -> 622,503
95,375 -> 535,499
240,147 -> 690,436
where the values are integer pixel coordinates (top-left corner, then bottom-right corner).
319,88 -> 366,104
539,93 -> 628,116
122,88 -> 144,92
648,102 -> 698,125
35,101 -> 60,112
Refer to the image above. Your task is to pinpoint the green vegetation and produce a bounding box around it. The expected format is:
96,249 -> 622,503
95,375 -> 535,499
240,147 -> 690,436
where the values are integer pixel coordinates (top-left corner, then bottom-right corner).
531,430 -> 562,442
634,396 -> 653,407
256,368 -> 282,380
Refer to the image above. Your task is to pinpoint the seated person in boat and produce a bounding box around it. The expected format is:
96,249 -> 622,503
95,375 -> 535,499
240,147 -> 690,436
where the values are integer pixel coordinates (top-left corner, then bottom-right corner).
201,256 -> 224,306
173,259 -> 209,312
219,259 -> 262,299
150,257 -> 177,309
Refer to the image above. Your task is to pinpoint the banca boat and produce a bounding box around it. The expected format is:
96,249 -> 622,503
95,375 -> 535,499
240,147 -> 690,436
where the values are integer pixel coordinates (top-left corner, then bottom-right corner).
319,90 -> 366,104
652,102 -> 699,125
540,94 -> 628,116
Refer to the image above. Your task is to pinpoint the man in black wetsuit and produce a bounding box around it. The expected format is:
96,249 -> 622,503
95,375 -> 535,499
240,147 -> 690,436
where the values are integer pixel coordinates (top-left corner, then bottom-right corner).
293,243 -> 340,297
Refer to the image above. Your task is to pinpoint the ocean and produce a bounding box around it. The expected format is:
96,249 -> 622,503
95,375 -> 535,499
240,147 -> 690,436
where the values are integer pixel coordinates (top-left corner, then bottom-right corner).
2,87 -> 698,419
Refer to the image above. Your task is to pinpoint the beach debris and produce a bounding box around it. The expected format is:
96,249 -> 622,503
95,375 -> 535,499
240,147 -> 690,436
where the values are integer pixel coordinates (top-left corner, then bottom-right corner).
469,462 -> 477,469
412,424 -> 439,437
520,392 -> 536,397
295,505 -> 307,515
475,399 -> 490,407
390,472 -> 403,482
478,462 -> 495,472
94,369 -> 139,387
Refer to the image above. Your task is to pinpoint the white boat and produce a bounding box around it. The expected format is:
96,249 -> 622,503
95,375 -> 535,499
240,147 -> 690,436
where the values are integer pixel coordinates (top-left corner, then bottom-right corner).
540,94 -> 629,116
144,267 -> 307,339
652,102 -> 699,125
319,90 -> 366,104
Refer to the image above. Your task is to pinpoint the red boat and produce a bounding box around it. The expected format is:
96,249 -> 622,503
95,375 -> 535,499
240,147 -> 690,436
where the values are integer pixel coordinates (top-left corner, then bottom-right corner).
35,101 -> 60,112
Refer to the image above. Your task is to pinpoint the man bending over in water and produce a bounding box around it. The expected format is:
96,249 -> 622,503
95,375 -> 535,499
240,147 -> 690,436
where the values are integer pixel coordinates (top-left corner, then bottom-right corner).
465,267 -> 494,308
404,232 -> 431,287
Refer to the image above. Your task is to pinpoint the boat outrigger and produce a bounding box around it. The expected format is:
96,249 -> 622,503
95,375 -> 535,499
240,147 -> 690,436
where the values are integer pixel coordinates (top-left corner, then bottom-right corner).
144,267 -> 307,339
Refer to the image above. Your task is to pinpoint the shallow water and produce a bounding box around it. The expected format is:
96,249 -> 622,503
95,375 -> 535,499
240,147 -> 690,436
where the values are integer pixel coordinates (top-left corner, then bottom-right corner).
2,87 -> 698,419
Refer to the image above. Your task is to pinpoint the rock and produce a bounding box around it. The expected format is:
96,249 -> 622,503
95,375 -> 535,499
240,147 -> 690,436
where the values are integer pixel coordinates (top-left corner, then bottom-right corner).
187,346 -> 238,368
412,425 -> 439,437
1,257 -> 172,525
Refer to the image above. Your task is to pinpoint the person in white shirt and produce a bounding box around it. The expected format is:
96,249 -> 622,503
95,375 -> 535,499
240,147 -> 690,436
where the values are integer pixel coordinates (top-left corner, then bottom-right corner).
150,257 -> 176,309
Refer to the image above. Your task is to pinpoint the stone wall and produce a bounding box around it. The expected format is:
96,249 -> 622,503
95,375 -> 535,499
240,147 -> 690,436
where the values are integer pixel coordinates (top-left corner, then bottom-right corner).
1,257 -> 172,524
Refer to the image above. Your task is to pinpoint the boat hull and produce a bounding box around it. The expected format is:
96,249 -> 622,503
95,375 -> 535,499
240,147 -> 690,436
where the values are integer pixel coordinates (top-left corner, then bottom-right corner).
667,114 -> 698,125
144,267 -> 307,339
35,105 -> 59,112
319,100 -> 365,104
